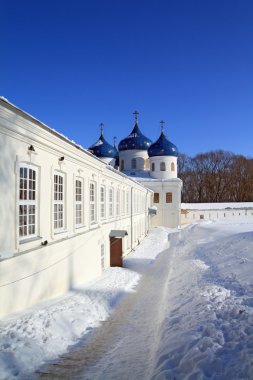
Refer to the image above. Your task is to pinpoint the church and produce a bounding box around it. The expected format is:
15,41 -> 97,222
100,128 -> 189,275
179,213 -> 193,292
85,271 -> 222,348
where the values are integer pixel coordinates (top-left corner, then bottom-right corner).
88,111 -> 182,228
0,97 -> 182,318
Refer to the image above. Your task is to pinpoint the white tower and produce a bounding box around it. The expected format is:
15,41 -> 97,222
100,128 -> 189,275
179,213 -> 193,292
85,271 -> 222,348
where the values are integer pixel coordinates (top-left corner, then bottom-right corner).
141,121 -> 182,228
118,111 -> 152,176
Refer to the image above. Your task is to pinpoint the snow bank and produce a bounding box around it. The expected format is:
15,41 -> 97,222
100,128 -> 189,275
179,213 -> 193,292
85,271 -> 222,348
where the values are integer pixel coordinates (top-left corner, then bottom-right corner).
152,220 -> 253,380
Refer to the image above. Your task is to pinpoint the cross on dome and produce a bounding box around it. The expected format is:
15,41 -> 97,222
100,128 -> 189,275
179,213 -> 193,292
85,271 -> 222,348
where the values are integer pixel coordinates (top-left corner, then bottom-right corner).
160,120 -> 165,133
99,122 -> 104,136
133,110 -> 139,123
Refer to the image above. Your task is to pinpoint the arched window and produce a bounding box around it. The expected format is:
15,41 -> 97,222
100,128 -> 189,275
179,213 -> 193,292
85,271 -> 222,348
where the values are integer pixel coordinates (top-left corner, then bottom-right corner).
160,162 -> 166,171
171,162 -> 175,171
145,158 -> 149,169
131,158 -> 137,169
151,162 -> 155,172
120,159 -> 124,170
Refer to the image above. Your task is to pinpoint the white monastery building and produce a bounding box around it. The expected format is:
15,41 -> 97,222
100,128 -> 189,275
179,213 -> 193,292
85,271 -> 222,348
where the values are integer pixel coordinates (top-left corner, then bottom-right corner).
0,98 -> 182,317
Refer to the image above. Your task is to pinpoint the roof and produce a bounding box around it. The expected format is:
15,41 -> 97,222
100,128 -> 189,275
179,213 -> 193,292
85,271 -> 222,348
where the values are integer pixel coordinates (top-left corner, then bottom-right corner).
88,132 -> 118,159
0,97 -> 153,192
118,122 -> 152,151
148,130 -> 178,157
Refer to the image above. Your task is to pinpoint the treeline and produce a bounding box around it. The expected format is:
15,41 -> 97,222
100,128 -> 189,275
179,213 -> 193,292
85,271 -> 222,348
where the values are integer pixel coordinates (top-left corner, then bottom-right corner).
178,150 -> 253,203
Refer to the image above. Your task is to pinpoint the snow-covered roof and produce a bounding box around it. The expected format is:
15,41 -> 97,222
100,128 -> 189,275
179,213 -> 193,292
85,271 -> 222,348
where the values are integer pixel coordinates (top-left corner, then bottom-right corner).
181,202 -> 253,210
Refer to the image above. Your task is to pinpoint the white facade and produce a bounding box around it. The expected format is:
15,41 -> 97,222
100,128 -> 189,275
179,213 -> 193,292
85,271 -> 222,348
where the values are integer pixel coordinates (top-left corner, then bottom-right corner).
99,156 -> 116,166
0,98 -> 153,318
139,179 -> 182,228
119,149 -> 149,173
149,155 -> 178,179
181,203 -> 253,224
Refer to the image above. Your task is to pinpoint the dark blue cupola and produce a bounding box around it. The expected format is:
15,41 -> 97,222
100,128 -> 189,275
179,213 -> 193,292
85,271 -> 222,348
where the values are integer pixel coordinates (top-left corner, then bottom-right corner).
118,111 -> 152,151
88,123 -> 118,159
148,121 -> 178,157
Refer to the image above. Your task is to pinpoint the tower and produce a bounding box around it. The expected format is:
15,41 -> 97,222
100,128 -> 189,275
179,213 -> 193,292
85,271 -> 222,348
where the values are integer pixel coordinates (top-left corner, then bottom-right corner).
148,120 -> 178,179
88,123 -> 118,166
140,121 -> 182,228
118,111 -> 152,175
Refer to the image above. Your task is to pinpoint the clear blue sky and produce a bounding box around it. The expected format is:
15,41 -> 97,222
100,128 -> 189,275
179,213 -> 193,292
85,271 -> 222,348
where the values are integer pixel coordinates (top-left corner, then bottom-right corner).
1,0 -> 252,157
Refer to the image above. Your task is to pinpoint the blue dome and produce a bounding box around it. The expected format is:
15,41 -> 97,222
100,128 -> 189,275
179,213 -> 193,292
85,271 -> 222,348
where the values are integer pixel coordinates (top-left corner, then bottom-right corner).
89,132 -> 118,159
118,123 -> 152,151
148,131 -> 178,157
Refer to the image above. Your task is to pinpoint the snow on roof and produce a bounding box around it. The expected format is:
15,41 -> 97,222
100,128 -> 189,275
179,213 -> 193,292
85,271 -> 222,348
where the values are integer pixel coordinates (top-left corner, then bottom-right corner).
181,202 -> 253,210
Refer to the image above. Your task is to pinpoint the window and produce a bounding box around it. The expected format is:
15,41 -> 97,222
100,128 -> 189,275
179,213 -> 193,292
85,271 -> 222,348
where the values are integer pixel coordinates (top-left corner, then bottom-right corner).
131,158 -> 137,169
101,243 -> 105,270
151,162 -> 155,171
120,160 -> 124,170
145,158 -> 149,169
109,187 -> 113,217
160,162 -> 166,171
90,181 -> 97,223
166,192 -> 172,203
54,173 -> 64,231
75,179 -> 83,226
100,185 -> 106,219
19,165 -> 37,239
154,193 -> 160,203
126,191 -> 130,214
122,190 -> 125,214
116,188 -> 120,216
171,162 -> 175,171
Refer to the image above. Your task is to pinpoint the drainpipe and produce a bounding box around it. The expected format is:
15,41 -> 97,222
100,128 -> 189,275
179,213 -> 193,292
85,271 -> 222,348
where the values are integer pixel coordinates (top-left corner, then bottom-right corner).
131,187 -> 133,250
145,190 -> 148,234
162,180 -> 164,226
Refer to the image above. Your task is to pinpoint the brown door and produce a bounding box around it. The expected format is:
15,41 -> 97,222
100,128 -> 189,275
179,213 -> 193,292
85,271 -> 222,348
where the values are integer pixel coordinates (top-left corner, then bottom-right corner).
110,237 -> 123,267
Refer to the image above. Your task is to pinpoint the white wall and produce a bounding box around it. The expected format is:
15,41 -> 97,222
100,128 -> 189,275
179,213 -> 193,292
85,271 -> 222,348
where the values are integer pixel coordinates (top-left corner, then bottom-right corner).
100,156 -> 116,166
140,179 -> 182,228
181,208 -> 253,224
149,156 -> 178,179
119,149 -> 149,173
0,100 -> 153,318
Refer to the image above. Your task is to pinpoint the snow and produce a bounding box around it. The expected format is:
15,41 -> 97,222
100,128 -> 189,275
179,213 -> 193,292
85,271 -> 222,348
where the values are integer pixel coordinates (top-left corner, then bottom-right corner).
0,227 -> 171,380
1,220 -> 253,379
181,202 -> 253,210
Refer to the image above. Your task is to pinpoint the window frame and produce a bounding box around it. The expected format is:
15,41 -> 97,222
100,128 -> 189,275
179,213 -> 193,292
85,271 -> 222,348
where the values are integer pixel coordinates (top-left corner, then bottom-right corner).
75,177 -> 84,227
53,172 -> 65,233
166,192 -> 173,203
154,192 -> 160,203
160,162 -> 166,171
116,188 -> 120,216
109,187 -> 114,218
90,181 -> 97,224
18,164 -> 38,241
100,185 -> 106,220
131,158 -> 137,169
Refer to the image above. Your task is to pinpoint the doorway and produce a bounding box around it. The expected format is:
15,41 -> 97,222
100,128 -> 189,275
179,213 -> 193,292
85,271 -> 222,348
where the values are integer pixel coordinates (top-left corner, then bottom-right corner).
110,237 -> 123,267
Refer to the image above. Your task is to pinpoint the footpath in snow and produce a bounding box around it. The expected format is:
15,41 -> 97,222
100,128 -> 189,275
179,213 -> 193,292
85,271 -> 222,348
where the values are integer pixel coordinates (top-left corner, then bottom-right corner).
0,227 -> 172,380
1,219 -> 253,379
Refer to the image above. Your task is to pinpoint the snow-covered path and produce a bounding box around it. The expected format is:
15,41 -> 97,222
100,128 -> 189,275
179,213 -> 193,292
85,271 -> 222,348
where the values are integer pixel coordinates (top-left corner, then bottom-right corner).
34,220 -> 253,379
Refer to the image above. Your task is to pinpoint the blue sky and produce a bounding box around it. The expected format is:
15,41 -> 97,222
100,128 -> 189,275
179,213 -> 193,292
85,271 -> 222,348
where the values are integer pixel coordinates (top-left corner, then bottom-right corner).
1,0 -> 253,157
